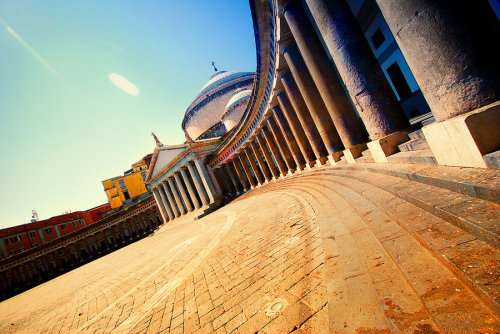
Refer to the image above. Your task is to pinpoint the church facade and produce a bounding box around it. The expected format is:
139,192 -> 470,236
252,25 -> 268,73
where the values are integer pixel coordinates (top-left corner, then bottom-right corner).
148,0 -> 499,224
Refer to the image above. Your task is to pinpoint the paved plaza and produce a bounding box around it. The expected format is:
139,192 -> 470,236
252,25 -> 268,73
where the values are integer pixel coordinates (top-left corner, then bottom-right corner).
0,168 -> 498,333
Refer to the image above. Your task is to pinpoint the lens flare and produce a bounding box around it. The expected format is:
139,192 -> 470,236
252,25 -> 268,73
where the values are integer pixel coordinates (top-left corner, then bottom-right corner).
108,73 -> 139,96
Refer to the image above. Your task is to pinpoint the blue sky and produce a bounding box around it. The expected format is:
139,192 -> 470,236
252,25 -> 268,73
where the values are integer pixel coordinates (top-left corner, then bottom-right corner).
0,1 -> 256,227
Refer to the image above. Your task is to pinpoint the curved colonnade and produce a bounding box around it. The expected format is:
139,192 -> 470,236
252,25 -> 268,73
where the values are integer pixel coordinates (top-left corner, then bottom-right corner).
206,0 -> 498,194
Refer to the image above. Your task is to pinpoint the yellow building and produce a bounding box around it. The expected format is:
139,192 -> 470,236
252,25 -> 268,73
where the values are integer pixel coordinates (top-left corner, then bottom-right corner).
102,154 -> 152,209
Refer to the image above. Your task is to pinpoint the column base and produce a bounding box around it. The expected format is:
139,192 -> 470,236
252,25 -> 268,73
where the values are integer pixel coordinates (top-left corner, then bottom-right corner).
367,131 -> 410,162
343,143 -> 368,164
327,152 -> 343,165
422,101 -> 500,168
318,156 -> 329,165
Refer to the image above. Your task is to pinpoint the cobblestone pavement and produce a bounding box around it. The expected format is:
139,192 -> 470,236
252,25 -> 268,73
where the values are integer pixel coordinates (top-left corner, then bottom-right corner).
0,169 -> 498,333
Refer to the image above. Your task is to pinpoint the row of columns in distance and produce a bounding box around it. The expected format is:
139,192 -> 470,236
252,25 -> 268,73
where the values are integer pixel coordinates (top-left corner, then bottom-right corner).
212,114 -> 300,195
152,159 -> 220,223
0,207 -> 162,299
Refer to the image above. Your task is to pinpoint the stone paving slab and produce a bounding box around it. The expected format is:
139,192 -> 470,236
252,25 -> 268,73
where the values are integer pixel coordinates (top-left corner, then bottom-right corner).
1,168 -> 499,333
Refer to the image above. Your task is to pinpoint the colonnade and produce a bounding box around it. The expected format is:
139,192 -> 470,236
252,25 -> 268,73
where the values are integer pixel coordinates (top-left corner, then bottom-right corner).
0,205 -> 162,301
152,159 -> 219,223
212,0 -> 499,190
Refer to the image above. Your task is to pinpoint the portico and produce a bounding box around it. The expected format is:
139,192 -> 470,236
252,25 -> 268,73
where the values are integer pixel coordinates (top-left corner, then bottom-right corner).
146,139 -> 223,223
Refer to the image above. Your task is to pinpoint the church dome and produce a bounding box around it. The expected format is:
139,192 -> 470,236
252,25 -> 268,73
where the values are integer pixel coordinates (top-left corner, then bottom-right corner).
182,71 -> 254,141
221,88 -> 252,132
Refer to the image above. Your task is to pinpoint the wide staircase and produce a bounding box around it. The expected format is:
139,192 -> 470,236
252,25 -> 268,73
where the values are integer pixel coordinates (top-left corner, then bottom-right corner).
235,149 -> 500,332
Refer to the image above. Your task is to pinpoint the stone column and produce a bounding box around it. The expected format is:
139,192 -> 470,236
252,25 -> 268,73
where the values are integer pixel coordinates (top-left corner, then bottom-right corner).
181,169 -> 201,209
304,0 -> 409,161
266,115 -> 296,172
162,182 -> 180,218
376,0 -> 499,122
282,42 -> 344,164
157,186 -> 174,221
218,166 -> 235,195
174,173 -> 194,212
271,105 -> 305,170
117,224 -> 126,243
168,178 -> 186,215
283,0 -> 368,158
187,163 -> 209,206
250,140 -> 273,181
261,123 -> 289,176
280,70 -> 329,165
193,158 -> 219,204
276,91 -> 316,168
256,132 -> 280,178
224,163 -> 241,194
239,153 -> 257,188
233,159 -> 249,191
213,168 -> 228,196
376,0 -> 500,168
153,188 -> 169,222
244,147 -> 265,185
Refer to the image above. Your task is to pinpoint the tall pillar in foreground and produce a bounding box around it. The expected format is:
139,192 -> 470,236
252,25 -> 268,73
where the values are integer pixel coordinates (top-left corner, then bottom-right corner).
282,42 -> 344,164
276,91 -> 316,168
283,0 -> 368,161
162,181 -> 179,218
239,154 -> 257,188
181,169 -> 201,209
376,0 -> 500,168
256,133 -> 280,179
272,105 -> 306,170
304,0 -> 410,162
250,140 -> 273,181
187,163 -> 209,206
280,70 -> 329,165
244,147 -> 265,185
267,115 -> 296,172
168,178 -> 186,215
261,124 -> 288,176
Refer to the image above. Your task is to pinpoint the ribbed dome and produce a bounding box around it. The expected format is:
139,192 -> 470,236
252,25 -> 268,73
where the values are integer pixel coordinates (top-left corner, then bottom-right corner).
221,88 -> 252,132
182,71 -> 254,141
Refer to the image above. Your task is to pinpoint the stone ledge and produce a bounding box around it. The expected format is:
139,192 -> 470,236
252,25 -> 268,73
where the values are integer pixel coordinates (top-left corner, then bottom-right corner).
423,101 -> 500,168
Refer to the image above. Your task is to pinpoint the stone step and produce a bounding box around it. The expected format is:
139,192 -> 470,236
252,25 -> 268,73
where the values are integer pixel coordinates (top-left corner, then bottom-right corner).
276,176 -> 499,330
287,172 -> 500,317
354,149 -> 374,163
325,169 -> 500,248
334,161 -> 500,204
409,111 -> 435,127
398,137 -> 430,152
484,150 -> 500,169
408,129 -> 426,140
387,149 -> 437,165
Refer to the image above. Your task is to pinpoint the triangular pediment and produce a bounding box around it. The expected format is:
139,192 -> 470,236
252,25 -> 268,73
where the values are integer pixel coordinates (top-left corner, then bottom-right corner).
146,144 -> 188,182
